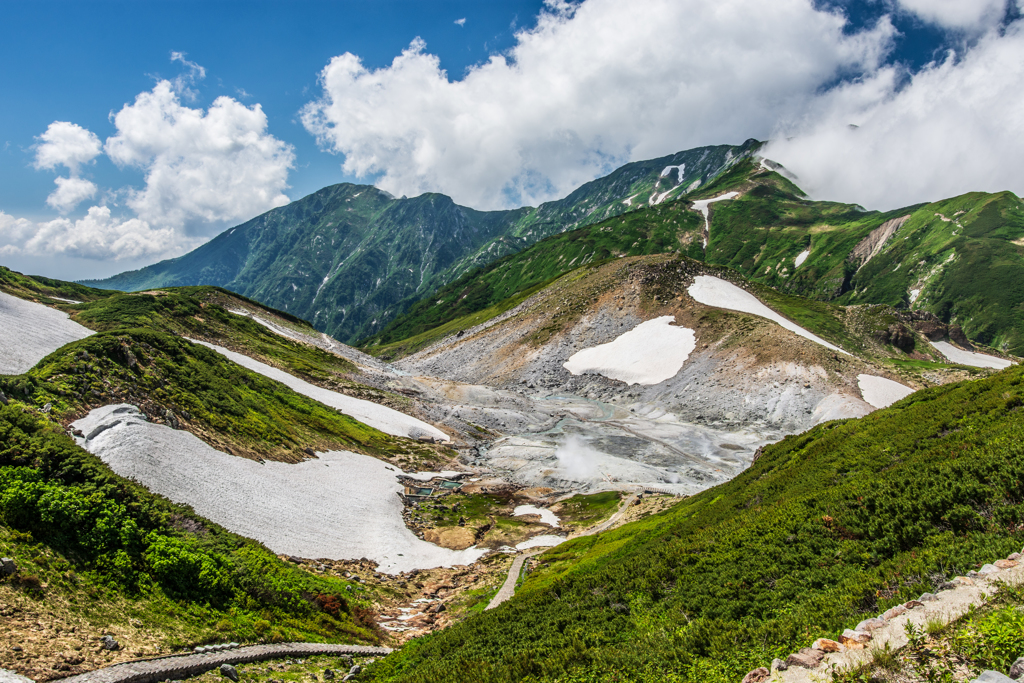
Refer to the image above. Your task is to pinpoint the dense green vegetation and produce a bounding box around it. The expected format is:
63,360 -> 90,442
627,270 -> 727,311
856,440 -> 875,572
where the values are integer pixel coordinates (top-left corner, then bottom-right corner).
366,365 -> 1024,682
0,404 -> 378,646
0,264 -> 118,303
1,328 -> 441,465
85,142 -> 758,343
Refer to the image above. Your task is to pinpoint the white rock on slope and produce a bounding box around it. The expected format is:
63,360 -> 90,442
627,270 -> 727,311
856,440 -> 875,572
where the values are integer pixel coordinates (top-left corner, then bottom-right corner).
0,291 -> 93,374
71,404 -> 483,574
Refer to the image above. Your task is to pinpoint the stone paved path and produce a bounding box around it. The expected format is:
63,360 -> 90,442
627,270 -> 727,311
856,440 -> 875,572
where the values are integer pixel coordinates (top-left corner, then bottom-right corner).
485,491 -> 640,610
52,643 -> 391,683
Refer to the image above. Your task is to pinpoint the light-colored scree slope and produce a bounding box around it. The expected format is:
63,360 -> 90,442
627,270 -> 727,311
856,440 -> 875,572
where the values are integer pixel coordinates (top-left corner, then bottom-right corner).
71,404 -> 483,574
190,339 -> 449,442
857,374 -> 916,409
687,276 -> 848,354
931,341 -> 1013,370
0,291 -> 93,375
563,316 -> 696,385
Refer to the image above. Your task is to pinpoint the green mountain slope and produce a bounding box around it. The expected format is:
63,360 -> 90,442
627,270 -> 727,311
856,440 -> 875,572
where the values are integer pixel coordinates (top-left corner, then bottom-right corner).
84,142 -> 761,343
364,365 -> 1024,683
365,159 -> 1024,356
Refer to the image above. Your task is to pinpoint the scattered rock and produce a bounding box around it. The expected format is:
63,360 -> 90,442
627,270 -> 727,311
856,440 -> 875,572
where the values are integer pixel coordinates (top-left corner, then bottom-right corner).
994,559 -> 1019,569
741,667 -> 770,683
219,664 -> 239,682
100,635 -> 119,651
1011,657 -> 1024,680
348,665 -> 361,675
0,558 -> 17,576
904,600 -> 925,609
919,593 -> 939,602
785,648 -> 824,669
839,629 -> 872,649
770,658 -> 787,672
971,671 -> 1015,683
979,564 -> 1001,575
323,670 -> 335,680
812,638 -> 841,653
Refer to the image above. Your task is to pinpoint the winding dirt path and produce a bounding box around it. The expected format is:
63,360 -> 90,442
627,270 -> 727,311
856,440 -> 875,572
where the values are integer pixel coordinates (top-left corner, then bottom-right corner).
52,643 -> 391,683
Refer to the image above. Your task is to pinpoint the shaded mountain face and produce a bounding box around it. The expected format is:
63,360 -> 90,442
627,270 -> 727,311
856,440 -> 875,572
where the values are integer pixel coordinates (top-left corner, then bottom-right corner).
83,140 -> 762,343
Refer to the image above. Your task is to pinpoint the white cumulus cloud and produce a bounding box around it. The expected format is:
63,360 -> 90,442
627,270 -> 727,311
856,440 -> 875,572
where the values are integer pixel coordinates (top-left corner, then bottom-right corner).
764,17 -> 1024,210
302,0 -> 895,209
46,176 -> 98,213
33,121 -> 102,173
896,0 -> 1006,31
105,80 -> 295,233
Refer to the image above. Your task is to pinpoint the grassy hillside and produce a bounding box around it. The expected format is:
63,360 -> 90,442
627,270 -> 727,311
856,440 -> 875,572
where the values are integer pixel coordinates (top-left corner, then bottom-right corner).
363,160 -> 1024,357
0,402 -> 380,679
365,365 -> 1024,683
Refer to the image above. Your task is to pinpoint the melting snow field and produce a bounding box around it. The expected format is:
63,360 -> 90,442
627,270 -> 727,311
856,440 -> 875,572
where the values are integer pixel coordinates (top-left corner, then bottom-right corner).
513,504 -> 560,527
687,276 -> 849,354
516,535 -> 566,550
0,291 -> 93,374
931,341 -> 1013,370
857,374 -> 916,409
71,404 -> 483,573
563,316 -> 696,385
691,192 -> 738,247
794,249 -> 810,267
191,339 -> 449,442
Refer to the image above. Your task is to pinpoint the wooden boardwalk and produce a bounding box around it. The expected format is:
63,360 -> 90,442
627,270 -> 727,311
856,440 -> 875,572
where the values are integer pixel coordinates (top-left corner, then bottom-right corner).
52,643 -> 391,683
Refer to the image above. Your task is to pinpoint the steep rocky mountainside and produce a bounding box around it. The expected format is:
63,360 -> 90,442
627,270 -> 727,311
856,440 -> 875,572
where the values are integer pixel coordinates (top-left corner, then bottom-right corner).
83,141 -> 761,343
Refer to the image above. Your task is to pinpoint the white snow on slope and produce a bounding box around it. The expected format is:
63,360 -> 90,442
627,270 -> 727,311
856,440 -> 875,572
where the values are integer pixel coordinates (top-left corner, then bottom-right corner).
857,374 -> 916,409
190,339 -> 449,442
930,341 -> 1013,370
516,535 -> 566,550
909,289 -> 921,304
563,316 -> 696,385
71,404 -> 482,574
691,192 -> 738,247
687,276 -> 849,354
514,504 -> 560,527
0,291 -> 93,375
794,249 -> 810,267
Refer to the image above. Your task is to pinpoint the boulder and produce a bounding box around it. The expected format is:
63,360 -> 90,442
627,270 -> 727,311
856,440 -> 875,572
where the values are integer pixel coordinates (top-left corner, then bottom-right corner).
770,658 -> 787,672
741,667 -> 770,683
219,665 -> 239,682
0,558 -> 17,576
839,630 -> 871,649
971,672 -> 1015,683
100,635 -> 119,651
918,593 -> 939,602
323,670 -> 335,680
855,618 -> 885,632
812,638 -> 841,653
1008,553 -> 1022,561
881,604 -> 907,621
785,648 -> 824,669
979,564 -> 1001,575
1010,656 -> 1024,680
904,600 -> 925,609
994,559 -> 1019,569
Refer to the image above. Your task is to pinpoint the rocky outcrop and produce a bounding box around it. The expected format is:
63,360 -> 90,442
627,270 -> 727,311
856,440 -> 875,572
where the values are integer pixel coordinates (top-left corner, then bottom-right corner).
850,215 -> 911,269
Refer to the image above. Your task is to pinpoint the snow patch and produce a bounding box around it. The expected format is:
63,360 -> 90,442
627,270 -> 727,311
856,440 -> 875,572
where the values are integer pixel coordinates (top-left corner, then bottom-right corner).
514,504 -> 560,527
794,249 -> 810,267
909,289 -> 921,303
70,404 -> 482,573
687,276 -> 849,354
563,316 -> 696,385
0,291 -> 94,374
516,535 -> 566,550
930,341 -> 1013,370
190,339 -> 450,442
691,192 -> 738,248
857,374 -> 916,409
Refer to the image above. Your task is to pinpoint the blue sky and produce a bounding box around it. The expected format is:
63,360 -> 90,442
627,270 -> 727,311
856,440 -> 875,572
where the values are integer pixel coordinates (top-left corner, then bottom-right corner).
2,0 -> 1022,279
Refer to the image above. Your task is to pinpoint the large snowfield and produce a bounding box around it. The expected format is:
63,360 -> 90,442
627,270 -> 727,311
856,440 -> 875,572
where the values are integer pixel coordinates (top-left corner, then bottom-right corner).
0,292 -> 93,375
71,404 -> 484,573
930,341 -> 1013,370
687,276 -> 848,354
857,374 -> 916,409
190,339 -> 449,442
563,316 -> 696,385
